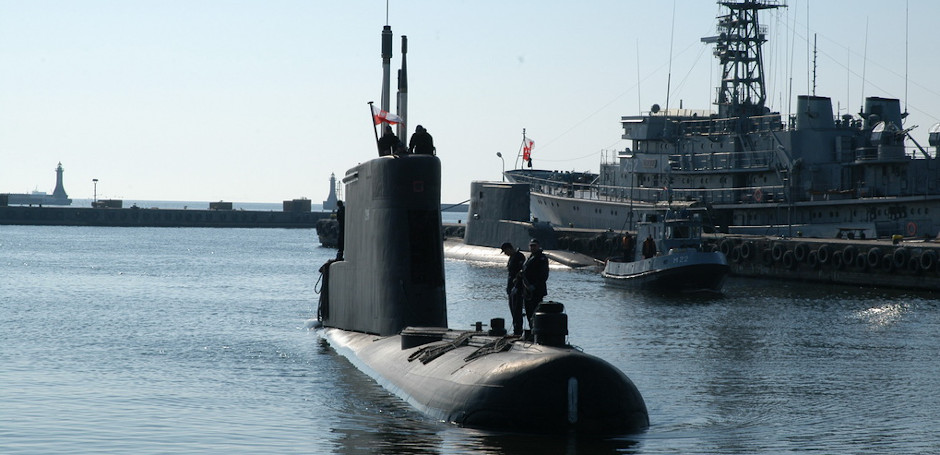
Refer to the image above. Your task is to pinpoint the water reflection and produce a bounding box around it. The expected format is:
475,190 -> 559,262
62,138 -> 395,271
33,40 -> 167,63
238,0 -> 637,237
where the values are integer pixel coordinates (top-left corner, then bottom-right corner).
319,254 -> 940,454
856,303 -> 909,328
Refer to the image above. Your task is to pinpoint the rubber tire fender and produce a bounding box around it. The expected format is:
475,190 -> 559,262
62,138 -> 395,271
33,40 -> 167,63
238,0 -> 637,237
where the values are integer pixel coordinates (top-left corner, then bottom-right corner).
920,250 -> 937,271
856,253 -> 869,270
806,250 -> 819,269
908,256 -> 922,274
892,247 -> 909,269
842,246 -> 857,267
782,250 -> 797,270
816,244 -> 832,264
880,253 -> 894,272
794,243 -> 809,262
866,248 -> 883,268
831,250 -> 844,270
740,241 -> 755,261
772,243 -> 786,262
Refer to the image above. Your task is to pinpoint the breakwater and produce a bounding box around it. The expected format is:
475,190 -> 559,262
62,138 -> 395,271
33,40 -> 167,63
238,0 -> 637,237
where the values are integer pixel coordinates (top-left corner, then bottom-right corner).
0,205 -> 329,228
704,236 -> 940,291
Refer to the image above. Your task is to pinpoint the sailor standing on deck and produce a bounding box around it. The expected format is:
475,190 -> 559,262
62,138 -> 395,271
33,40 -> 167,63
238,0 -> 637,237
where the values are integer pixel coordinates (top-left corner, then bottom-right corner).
335,201 -> 345,260
377,125 -> 401,156
642,235 -> 656,259
521,239 -> 549,328
501,242 -> 527,335
408,125 -> 435,155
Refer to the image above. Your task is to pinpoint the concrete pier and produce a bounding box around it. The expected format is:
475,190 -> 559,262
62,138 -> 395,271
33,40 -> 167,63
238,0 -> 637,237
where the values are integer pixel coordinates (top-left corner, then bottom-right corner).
0,205 -> 329,228
703,235 -> 940,291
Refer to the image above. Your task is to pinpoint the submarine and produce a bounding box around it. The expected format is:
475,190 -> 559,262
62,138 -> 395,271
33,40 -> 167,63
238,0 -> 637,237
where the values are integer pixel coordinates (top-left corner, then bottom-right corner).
317,153 -> 648,434
312,23 -> 648,435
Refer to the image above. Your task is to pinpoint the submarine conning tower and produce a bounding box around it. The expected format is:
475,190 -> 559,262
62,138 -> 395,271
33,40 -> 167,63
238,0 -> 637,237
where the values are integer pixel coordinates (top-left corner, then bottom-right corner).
324,154 -> 446,336
463,180 -> 558,250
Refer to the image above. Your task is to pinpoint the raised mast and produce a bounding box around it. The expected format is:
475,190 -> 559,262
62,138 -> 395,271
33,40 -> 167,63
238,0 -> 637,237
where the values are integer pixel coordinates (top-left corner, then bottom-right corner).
380,25 -> 393,116
396,35 -> 408,141
701,0 -> 784,118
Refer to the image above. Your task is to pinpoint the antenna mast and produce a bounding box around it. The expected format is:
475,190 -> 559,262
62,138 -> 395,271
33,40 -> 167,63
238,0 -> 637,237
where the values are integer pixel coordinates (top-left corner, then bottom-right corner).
904,0 -> 909,116
701,0 -> 784,118
812,34 -> 817,96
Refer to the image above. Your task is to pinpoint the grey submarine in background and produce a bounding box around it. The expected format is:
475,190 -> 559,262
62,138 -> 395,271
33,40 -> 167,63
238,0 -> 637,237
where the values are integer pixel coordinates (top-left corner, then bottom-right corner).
315,153 -> 649,434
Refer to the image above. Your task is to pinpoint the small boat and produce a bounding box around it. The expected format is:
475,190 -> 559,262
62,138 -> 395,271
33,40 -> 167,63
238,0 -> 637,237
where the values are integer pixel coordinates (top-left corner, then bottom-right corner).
602,209 -> 728,292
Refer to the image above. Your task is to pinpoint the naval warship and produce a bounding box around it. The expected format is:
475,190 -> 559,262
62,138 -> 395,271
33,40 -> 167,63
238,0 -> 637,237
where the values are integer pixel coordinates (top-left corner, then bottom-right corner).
506,0 -> 940,239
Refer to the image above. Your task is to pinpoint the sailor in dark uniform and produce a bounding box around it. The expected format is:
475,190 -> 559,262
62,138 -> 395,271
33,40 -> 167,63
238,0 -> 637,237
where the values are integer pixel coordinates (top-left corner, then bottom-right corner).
642,235 -> 657,259
408,125 -> 435,155
335,201 -> 345,260
501,242 -> 527,335
377,125 -> 401,156
521,239 -> 549,328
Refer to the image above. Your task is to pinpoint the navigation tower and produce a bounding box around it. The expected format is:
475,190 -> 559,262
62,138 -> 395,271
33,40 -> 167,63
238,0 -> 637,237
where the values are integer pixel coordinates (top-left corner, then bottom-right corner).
701,0 -> 784,118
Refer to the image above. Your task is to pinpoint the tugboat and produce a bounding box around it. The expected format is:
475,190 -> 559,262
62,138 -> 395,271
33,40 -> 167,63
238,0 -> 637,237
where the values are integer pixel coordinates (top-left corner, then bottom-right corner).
602,208 -> 729,292
313,24 -> 648,435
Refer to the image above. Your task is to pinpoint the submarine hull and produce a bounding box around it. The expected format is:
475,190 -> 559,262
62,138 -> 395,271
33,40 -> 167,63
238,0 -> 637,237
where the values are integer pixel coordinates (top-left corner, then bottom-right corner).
323,328 -> 649,434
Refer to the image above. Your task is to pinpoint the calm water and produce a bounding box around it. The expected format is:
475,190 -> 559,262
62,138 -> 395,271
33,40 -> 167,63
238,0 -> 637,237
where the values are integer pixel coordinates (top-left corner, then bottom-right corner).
2,225 -> 939,454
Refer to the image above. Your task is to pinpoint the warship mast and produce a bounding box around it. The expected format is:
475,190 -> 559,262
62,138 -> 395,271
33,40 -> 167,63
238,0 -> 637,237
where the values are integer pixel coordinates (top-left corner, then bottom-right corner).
702,0 -> 784,119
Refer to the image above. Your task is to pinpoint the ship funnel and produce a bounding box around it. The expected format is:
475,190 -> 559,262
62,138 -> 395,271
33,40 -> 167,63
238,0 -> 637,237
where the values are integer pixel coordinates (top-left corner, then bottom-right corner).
795,96 -> 834,130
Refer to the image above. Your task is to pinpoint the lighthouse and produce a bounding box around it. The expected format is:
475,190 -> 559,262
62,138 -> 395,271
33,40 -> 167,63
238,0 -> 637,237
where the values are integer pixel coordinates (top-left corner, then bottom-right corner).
51,162 -> 71,203
322,173 -> 339,211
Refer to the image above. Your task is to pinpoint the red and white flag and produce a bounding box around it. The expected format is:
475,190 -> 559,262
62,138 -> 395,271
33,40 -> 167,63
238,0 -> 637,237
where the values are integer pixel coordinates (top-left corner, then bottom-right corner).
372,104 -> 402,125
522,138 -> 535,162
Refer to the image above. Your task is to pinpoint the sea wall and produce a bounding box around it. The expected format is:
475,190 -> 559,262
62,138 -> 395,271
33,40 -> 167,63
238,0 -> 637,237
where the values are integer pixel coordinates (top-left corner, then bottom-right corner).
704,235 -> 940,291
0,206 -> 329,228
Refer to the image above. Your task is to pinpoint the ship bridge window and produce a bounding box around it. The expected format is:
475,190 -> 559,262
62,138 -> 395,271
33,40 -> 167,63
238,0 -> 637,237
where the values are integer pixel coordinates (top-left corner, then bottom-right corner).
668,226 -> 691,239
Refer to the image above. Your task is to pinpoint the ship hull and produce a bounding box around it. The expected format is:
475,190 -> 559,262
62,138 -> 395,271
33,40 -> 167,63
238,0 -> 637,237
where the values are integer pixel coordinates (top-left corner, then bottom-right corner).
515,179 -> 940,239
602,251 -> 729,292
322,328 -> 649,434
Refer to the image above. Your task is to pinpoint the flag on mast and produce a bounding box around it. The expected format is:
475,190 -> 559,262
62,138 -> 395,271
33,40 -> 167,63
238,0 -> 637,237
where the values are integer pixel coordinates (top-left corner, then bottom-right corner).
522,138 -> 535,166
372,104 -> 403,125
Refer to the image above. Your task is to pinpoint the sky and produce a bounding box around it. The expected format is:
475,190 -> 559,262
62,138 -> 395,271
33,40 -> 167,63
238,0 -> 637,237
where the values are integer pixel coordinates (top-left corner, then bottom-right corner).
2,0 -> 939,205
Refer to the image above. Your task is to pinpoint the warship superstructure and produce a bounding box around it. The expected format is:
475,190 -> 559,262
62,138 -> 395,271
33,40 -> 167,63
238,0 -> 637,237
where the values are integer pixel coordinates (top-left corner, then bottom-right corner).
507,0 -> 940,238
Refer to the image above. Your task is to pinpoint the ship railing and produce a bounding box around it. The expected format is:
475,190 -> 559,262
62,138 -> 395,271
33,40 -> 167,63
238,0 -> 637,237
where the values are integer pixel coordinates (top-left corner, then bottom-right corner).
511,173 -> 600,200
592,183 -> 787,205
668,148 -> 777,172
678,113 -> 783,136
521,170 -> 788,205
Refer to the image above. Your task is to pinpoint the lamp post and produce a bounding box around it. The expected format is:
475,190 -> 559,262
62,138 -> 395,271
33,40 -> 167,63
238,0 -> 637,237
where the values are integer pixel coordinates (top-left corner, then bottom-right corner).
92,179 -> 98,205
496,152 -> 505,182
